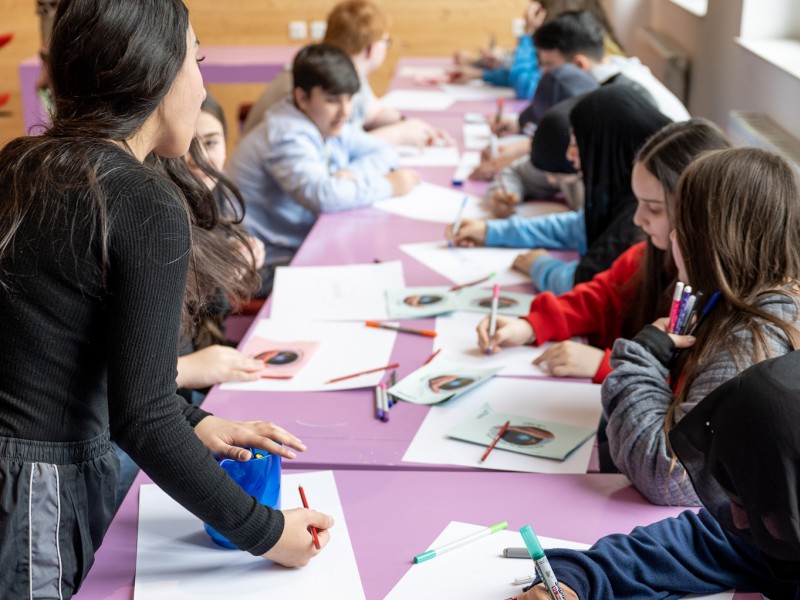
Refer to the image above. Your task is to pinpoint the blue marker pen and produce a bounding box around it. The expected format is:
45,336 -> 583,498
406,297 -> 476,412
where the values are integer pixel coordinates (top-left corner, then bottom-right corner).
520,525 -> 566,600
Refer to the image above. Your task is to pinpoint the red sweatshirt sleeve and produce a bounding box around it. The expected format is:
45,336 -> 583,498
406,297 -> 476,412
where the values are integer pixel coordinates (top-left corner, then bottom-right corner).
523,242 -> 646,349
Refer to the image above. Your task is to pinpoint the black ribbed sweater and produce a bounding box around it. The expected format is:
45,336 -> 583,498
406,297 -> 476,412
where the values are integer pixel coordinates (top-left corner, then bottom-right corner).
0,143 -> 283,555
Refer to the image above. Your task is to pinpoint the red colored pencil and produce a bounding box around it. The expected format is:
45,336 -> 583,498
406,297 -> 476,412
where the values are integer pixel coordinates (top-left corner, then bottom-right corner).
365,321 -> 437,338
260,375 -> 293,379
422,348 -> 441,366
298,486 -> 321,549
480,420 -> 510,463
449,272 -> 496,292
325,362 -> 400,384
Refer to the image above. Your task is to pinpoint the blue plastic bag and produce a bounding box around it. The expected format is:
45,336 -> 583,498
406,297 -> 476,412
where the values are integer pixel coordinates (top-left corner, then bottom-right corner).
204,448 -> 282,549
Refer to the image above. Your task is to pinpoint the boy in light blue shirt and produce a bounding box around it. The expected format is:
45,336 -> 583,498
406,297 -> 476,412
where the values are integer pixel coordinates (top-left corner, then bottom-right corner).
228,44 -> 418,296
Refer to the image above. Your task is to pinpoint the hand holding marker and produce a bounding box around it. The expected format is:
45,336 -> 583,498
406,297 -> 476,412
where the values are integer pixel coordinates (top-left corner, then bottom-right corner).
448,195 -> 469,247
487,284 -> 500,355
520,525 -> 566,600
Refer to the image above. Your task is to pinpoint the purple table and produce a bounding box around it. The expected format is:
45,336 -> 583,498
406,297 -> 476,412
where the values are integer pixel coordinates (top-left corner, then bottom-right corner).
18,45 -> 297,134
73,469 -> 758,600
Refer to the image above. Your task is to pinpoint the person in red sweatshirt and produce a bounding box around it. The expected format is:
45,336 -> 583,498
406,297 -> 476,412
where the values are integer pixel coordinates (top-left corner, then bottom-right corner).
477,118 -> 729,383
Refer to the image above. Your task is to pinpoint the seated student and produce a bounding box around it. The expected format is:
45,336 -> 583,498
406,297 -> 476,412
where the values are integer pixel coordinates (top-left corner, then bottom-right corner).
242,0 -> 448,148
518,349 -> 800,599
448,0 -> 545,100
228,44 -> 418,297
477,119 -> 730,384
534,10 -> 690,122
450,86 -> 670,295
469,64 -> 598,182
599,147 -> 800,507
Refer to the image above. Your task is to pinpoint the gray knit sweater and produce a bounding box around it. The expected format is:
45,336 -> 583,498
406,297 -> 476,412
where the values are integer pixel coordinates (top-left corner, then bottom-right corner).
601,293 -> 800,506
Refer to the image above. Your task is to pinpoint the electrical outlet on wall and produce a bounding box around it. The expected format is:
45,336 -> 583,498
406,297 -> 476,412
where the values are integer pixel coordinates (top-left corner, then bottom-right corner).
310,20 -> 327,40
288,21 -> 308,40
511,17 -> 526,37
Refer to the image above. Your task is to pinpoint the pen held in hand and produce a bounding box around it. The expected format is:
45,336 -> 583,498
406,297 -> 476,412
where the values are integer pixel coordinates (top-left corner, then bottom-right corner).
448,195 -> 469,247
487,284 -> 500,355
298,486 -> 321,550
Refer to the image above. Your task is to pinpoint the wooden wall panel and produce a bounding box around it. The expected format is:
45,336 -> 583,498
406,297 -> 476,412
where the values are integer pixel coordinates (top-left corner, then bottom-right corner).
0,0 -> 527,147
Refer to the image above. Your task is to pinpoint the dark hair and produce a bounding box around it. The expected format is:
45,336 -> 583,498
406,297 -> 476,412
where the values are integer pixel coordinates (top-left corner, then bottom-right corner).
292,43 -> 360,97
533,10 -> 605,61
0,0 -> 256,327
531,96 -> 583,174
201,91 -> 227,140
622,119 -> 731,338
540,0 -> 624,54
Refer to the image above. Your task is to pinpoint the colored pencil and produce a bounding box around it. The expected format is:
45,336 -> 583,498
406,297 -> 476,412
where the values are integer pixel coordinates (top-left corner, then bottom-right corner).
365,321 -> 437,338
422,348 -> 442,365
298,486 -> 321,549
325,362 -> 400,384
480,420 -> 510,463
449,272 -> 496,291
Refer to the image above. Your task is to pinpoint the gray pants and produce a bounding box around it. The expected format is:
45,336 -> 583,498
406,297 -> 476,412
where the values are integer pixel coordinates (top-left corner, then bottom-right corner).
0,430 -> 119,599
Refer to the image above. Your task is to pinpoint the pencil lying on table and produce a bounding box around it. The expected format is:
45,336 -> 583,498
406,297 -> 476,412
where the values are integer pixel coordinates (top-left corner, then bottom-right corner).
325,362 -> 400,384
365,321 -> 437,338
449,272 -> 496,292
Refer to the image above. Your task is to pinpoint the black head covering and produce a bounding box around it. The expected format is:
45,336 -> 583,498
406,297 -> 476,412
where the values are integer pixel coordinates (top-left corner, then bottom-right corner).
519,64 -> 598,131
530,96 -> 583,175
569,86 -> 671,283
670,350 -> 800,583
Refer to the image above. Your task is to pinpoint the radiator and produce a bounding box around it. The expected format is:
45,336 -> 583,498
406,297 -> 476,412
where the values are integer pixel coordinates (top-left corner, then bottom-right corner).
728,111 -> 800,172
632,26 -> 691,104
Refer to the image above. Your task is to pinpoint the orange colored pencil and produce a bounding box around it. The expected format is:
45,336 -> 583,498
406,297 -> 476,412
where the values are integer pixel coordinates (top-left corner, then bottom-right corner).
298,486 -> 320,549
480,420 -> 510,463
365,321 -> 437,338
325,362 -> 400,384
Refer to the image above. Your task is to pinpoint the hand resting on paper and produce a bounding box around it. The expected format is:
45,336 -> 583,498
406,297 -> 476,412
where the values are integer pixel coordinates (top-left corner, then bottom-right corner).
512,249 -> 550,275
263,508 -> 334,567
194,415 -> 307,461
532,341 -> 605,379
446,218 -> 487,247
386,168 -> 420,196
476,315 -> 533,354
177,345 -> 265,389
514,582 -> 578,600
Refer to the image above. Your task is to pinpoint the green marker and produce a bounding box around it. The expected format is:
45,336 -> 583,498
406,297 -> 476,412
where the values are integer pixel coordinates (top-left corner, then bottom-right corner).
520,525 -> 566,600
413,521 -> 508,564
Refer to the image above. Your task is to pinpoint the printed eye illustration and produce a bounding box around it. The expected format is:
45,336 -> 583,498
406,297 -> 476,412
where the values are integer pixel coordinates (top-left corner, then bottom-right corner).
428,375 -> 475,393
494,425 -> 555,446
404,294 -> 443,307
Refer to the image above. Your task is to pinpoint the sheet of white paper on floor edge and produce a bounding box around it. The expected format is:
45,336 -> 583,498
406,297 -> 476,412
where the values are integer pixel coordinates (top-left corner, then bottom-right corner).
402,377 -> 601,473
434,312 -> 560,377
384,522 -> 733,600
381,89 -> 455,111
397,145 -> 461,167
399,241 -> 531,287
374,182 -> 488,224
133,470 -> 365,600
221,320 -> 397,392
270,260 -> 405,321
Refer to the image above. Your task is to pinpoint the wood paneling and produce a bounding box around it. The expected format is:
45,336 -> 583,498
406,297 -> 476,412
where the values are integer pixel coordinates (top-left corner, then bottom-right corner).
0,0 -> 527,147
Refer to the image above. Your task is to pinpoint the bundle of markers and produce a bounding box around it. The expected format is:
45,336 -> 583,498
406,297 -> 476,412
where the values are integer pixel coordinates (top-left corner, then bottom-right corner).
374,370 -> 397,423
667,282 -> 721,335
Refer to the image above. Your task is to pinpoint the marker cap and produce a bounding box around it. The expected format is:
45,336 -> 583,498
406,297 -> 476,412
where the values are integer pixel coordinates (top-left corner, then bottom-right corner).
520,524 -> 545,559
413,549 -> 436,563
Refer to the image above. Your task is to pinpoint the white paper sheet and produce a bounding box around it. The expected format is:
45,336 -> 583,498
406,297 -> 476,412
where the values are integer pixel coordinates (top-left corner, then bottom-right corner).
434,312 -> 557,377
374,182 -> 491,224
439,82 -> 517,101
133,471 -> 365,600
386,522 -> 734,600
397,145 -> 461,167
399,240 -> 531,286
402,377 -> 601,473
381,89 -> 455,111
270,261 -> 404,321
463,123 -> 493,150
222,320 -> 397,392
396,65 -> 448,79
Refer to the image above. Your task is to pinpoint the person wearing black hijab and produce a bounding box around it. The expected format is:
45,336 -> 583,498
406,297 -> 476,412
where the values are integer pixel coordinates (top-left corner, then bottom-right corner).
569,85 -> 671,285
517,350 -> 800,599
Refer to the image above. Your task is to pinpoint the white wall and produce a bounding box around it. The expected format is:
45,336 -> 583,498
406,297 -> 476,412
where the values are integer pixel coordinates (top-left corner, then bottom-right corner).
611,0 -> 800,140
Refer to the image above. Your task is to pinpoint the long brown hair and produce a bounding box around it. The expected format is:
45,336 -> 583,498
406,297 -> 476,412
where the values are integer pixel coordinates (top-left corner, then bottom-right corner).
668,147 -> 800,430
622,118 -> 731,338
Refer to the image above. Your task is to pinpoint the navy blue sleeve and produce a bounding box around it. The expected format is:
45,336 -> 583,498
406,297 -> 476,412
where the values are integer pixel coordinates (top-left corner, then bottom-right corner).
532,510 -> 793,599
